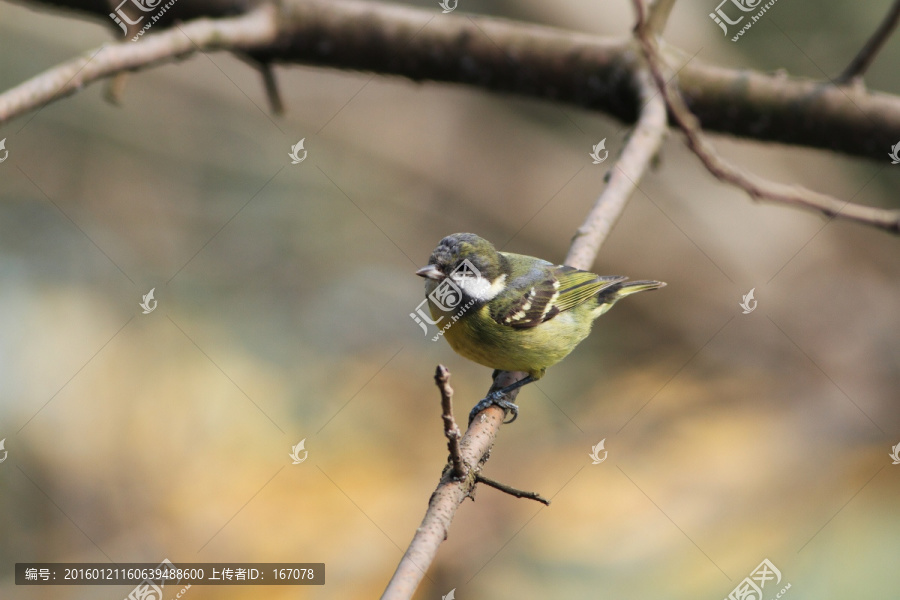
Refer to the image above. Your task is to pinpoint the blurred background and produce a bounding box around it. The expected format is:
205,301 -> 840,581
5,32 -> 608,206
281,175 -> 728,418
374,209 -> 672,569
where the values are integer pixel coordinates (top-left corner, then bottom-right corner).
0,0 -> 898,598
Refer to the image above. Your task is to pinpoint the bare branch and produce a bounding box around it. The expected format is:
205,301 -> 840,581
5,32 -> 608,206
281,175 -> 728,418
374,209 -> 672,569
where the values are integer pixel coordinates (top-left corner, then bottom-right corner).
434,365 -> 465,480
0,6 -> 277,124
381,398 -> 508,600
566,71 -> 668,270
4,0 -> 900,160
836,0 -> 900,84
475,474 -> 551,506
384,71 -> 669,599
633,0 -> 900,235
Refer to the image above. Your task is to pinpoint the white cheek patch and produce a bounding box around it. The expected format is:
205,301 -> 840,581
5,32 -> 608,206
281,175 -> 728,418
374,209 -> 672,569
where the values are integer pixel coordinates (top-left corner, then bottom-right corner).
453,273 -> 507,301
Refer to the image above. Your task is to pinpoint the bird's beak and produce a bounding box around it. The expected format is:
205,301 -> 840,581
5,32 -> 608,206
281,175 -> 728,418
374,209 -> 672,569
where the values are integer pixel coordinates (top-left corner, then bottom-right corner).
416,264 -> 444,280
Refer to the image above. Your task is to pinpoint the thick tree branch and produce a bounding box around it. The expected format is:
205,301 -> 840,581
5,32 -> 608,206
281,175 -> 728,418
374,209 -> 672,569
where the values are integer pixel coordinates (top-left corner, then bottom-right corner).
836,0 -> 900,84
633,0 -> 900,235
4,0 -> 900,162
383,72 -> 668,600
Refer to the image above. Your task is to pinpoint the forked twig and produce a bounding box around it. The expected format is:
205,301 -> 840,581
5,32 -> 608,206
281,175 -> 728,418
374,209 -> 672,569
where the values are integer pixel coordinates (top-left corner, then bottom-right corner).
632,0 -> 900,235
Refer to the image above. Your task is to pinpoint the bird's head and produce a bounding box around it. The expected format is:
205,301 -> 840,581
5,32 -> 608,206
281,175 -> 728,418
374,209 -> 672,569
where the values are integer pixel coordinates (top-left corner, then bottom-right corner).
416,233 -> 509,302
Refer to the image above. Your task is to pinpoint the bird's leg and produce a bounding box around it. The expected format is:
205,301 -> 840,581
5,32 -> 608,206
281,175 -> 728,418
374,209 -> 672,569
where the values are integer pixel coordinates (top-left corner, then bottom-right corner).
468,375 -> 536,424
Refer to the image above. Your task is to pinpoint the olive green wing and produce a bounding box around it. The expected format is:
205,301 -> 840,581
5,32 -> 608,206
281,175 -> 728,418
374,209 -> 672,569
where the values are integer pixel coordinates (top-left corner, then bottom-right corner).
489,263 -> 626,329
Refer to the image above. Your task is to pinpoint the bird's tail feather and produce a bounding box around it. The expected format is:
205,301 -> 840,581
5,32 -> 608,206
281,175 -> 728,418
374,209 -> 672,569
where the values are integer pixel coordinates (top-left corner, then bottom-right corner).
593,279 -> 666,315
612,280 -> 666,297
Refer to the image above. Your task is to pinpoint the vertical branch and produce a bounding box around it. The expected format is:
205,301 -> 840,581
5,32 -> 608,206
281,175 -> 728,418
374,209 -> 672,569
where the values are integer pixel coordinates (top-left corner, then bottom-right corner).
566,71 -> 668,270
435,365 -> 466,479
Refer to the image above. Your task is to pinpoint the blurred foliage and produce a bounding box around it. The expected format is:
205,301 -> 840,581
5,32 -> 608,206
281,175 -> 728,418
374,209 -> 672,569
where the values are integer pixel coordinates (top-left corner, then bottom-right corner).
0,0 -> 899,599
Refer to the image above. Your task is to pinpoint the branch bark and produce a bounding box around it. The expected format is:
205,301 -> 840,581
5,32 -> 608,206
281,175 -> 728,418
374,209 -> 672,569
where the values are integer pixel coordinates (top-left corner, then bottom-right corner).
4,0 -> 900,162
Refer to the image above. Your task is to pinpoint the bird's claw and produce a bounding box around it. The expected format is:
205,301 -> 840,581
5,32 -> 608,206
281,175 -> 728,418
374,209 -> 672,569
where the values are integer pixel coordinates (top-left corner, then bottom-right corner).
469,390 -> 519,425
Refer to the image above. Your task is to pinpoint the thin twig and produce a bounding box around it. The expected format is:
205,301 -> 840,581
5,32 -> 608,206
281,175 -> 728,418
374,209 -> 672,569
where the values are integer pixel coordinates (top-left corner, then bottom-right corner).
836,0 -> 900,84
632,0 -> 900,235
0,6 -> 277,125
258,62 -> 285,115
103,73 -> 129,105
475,474 -> 551,506
434,365 -> 466,480
3,0 -> 900,161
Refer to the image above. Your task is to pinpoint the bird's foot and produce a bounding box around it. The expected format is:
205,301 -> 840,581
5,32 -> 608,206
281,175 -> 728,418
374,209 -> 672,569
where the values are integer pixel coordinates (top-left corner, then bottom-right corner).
469,390 -> 519,425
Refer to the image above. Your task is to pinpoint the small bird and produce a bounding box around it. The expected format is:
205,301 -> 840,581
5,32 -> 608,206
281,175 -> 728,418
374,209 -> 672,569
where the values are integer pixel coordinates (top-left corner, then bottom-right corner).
417,233 -> 665,423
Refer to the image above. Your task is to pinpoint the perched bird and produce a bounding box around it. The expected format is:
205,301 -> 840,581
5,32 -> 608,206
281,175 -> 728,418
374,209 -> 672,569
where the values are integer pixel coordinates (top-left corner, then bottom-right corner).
416,233 -> 665,423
